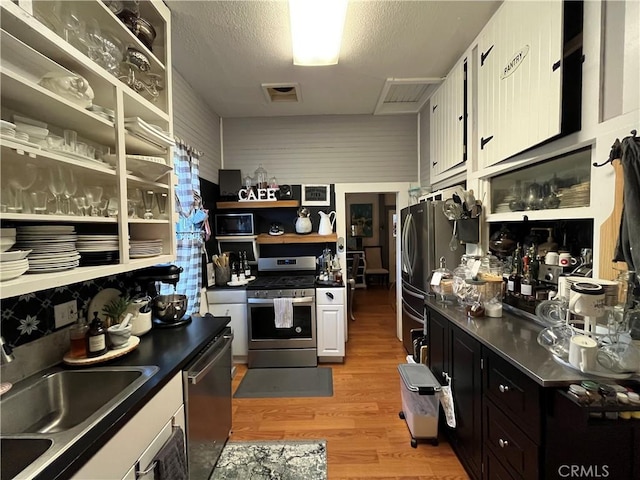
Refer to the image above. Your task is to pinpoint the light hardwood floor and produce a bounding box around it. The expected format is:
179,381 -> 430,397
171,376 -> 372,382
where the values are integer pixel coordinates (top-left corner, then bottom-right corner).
230,286 -> 469,479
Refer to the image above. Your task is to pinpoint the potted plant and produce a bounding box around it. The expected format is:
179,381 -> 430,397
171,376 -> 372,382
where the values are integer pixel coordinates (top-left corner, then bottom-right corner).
101,295 -> 133,328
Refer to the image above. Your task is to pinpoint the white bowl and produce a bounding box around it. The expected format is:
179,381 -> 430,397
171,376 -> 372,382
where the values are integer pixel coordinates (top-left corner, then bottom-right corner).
0,250 -> 31,262
0,264 -> 28,281
0,237 -> 16,253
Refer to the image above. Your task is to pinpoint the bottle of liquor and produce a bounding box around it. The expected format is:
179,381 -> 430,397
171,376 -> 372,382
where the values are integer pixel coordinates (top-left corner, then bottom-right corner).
507,243 -> 522,296
242,251 -> 251,277
520,255 -> 536,303
87,311 -> 108,357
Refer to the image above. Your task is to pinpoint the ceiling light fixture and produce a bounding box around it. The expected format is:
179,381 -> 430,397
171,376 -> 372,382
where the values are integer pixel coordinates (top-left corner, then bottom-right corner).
289,0 -> 348,66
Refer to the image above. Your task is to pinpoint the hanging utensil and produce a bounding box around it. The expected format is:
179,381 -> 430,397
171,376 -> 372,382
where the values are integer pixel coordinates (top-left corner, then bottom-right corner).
449,221 -> 458,251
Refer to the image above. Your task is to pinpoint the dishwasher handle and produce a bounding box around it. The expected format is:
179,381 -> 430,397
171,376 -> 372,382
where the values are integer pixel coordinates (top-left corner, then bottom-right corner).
187,333 -> 233,385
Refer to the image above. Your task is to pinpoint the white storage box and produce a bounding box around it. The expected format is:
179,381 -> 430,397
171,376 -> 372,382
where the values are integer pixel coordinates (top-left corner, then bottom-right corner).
398,363 -> 441,447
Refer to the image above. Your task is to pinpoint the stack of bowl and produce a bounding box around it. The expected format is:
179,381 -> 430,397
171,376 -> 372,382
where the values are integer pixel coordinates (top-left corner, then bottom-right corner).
0,229 -> 31,281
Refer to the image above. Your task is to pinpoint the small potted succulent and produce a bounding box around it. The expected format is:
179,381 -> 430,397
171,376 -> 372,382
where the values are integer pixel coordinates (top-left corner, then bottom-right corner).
101,295 -> 133,328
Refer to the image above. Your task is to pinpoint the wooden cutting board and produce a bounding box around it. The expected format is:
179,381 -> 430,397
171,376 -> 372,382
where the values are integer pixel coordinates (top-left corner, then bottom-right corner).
599,159 -> 628,280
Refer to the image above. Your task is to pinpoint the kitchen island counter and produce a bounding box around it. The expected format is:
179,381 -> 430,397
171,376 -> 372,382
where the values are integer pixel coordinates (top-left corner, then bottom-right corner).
32,314 -> 230,480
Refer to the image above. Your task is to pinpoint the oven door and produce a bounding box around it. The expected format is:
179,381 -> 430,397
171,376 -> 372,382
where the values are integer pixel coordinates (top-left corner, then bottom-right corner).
247,296 -> 316,349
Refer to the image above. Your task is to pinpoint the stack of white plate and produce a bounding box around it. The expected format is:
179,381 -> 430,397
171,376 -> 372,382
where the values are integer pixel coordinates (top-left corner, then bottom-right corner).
15,122 -> 49,145
1,120 -> 16,138
130,239 -> 163,258
0,249 -> 31,281
15,225 -> 80,273
77,234 -> 120,266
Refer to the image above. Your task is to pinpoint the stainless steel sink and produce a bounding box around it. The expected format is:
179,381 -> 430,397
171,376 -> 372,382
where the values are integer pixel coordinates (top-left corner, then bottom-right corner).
0,365 -> 158,479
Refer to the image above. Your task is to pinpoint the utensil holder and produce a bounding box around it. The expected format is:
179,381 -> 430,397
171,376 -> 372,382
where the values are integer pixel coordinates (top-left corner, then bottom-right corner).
215,266 -> 230,286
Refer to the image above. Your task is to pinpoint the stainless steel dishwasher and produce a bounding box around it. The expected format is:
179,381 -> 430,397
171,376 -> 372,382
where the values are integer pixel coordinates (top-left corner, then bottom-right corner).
183,326 -> 233,480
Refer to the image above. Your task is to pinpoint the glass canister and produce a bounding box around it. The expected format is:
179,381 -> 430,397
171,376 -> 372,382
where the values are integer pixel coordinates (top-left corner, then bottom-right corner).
254,164 -> 268,189
430,256 -> 453,304
452,261 -> 474,309
477,254 -> 504,304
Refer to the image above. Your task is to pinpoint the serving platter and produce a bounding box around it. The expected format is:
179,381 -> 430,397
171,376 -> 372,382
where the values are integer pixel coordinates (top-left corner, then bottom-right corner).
62,336 -> 140,366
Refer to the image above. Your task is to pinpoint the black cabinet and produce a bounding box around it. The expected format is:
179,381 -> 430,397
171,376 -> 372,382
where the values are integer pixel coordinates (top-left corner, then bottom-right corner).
426,307 -> 482,480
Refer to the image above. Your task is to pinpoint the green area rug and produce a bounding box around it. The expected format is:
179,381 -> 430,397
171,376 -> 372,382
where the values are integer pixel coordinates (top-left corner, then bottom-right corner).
233,367 -> 333,398
209,440 -> 327,480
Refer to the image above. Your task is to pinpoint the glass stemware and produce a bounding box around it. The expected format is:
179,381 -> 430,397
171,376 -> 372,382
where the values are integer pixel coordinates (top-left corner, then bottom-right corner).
48,166 -> 67,215
62,169 -> 78,215
141,190 -> 154,219
84,186 -> 103,216
74,196 -> 90,216
54,1 -> 82,45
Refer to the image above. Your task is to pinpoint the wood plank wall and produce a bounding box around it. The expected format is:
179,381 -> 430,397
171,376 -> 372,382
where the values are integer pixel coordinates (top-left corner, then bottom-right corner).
172,69 -> 222,184
222,115 -> 419,185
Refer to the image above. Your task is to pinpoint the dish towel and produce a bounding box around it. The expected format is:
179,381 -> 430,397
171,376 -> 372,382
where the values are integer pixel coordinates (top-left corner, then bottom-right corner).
153,426 -> 188,480
274,297 -> 293,328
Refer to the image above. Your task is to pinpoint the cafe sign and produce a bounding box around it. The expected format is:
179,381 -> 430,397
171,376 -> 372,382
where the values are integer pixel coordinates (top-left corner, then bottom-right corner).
238,187 -> 279,202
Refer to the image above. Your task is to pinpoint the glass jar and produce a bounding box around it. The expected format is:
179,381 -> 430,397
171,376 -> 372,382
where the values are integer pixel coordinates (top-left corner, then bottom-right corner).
254,164 -> 268,189
430,257 -> 453,304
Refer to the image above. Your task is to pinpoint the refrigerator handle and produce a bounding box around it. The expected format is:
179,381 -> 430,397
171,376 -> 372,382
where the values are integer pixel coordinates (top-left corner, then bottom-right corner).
401,212 -> 412,275
408,213 -> 417,276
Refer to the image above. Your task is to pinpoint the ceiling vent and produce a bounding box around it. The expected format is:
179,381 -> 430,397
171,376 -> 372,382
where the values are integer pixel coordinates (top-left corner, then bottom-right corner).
262,83 -> 302,103
374,78 -> 443,115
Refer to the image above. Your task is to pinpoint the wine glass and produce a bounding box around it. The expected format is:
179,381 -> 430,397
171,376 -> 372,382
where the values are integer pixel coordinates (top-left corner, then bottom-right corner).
62,169 -> 78,215
84,186 -> 103,216
74,196 -> 90,216
127,188 -> 142,218
6,163 -> 38,213
48,166 -> 66,215
141,190 -> 154,219
82,18 -> 103,63
54,1 -> 82,44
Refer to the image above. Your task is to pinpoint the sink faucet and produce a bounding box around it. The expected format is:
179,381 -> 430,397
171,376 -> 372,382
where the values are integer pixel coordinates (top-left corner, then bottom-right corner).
0,336 -> 15,364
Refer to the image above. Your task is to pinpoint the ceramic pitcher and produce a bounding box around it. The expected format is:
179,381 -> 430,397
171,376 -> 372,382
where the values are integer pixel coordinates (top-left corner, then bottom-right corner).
318,211 -> 336,235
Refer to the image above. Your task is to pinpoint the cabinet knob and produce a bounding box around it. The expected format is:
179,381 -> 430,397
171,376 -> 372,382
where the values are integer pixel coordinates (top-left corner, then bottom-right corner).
498,438 -> 509,448
499,384 -> 510,393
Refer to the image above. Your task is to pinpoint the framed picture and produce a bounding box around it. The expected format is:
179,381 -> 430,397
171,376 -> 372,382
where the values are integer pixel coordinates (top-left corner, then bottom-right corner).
301,184 -> 330,206
350,203 -> 373,237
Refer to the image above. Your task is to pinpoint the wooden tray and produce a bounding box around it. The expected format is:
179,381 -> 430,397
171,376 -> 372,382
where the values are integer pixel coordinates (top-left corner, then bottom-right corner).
63,336 -> 140,366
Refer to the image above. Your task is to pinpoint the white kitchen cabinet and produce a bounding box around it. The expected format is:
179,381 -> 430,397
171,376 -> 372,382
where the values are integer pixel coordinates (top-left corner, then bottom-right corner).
206,290 -> 248,362
316,287 -> 345,360
477,0 -> 570,168
0,0 -> 175,299
73,372 -> 185,480
430,58 -> 467,179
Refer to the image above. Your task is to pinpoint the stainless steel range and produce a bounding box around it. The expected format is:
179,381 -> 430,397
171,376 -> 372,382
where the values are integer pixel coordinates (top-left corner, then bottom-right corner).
247,256 -> 317,368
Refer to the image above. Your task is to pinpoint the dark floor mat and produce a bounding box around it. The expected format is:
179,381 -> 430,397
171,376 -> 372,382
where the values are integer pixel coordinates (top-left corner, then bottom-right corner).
233,367 -> 333,398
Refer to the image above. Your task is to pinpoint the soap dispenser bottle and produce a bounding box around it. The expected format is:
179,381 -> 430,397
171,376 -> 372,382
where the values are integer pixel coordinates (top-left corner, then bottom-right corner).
87,311 -> 108,357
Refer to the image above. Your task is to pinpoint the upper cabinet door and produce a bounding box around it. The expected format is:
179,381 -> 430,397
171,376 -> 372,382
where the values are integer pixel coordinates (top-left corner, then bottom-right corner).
478,0 -> 564,168
429,59 -> 466,179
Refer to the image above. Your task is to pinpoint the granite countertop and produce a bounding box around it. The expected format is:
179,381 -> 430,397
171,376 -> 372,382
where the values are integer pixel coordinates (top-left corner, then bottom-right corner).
38,314 -> 230,480
425,298 -> 638,387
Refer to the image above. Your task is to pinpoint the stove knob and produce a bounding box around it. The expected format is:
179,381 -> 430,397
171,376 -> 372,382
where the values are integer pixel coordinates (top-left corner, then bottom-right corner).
278,290 -> 283,297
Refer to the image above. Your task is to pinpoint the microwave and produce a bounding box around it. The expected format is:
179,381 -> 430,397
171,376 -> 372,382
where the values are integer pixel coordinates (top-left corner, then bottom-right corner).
215,213 -> 254,236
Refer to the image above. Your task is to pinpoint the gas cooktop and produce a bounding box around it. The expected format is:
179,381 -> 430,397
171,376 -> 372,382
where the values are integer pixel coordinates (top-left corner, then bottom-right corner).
246,274 -> 316,290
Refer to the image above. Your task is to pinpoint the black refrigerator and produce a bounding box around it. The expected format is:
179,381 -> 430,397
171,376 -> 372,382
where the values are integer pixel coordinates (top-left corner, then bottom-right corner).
400,200 -> 461,354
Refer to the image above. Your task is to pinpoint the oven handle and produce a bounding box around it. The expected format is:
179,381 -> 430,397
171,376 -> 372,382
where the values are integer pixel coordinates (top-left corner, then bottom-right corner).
187,333 -> 233,385
247,297 -> 315,305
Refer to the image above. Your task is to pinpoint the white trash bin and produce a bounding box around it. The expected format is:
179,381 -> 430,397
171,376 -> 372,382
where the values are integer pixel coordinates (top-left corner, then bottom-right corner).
398,363 -> 441,447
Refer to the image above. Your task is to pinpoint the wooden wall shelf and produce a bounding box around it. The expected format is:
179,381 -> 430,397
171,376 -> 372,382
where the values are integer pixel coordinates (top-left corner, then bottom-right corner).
217,200 -> 300,209
257,233 -> 337,244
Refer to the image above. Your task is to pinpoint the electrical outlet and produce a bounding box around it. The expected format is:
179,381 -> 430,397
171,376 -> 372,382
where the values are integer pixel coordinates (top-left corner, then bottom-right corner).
54,300 -> 78,328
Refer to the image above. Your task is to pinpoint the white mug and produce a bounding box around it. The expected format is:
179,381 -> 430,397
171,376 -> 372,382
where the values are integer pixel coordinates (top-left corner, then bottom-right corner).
545,251 -> 559,265
559,253 -> 577,267
569,334 -> 598,372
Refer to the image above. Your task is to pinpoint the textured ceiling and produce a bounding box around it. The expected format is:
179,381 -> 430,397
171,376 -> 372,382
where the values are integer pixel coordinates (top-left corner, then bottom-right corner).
167,1 -> 501,118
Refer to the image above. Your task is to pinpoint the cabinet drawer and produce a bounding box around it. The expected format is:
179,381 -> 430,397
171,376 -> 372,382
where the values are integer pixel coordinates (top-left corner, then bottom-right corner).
484,449 -> 518,480
316,288 -> 344,305
485,401 -> 539,480
484,350 -> 541,441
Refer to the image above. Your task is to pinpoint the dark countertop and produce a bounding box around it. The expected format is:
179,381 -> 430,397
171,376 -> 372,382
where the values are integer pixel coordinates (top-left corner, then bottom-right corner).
425,298 -> 636,387
41,314 -> 230,480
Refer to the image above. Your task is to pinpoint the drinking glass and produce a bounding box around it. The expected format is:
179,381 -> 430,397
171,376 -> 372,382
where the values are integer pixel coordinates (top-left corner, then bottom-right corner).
54,1 -> 82,44
127,188 -> 142,218
141,190 -> 154,219
62,169 -> 78,215
84,186 -> 103,216
74,196 -> 90,216
6,163 -> 38,213
30,191 -> 49,215
48,166 -> 66,215
155,192 -> 168,219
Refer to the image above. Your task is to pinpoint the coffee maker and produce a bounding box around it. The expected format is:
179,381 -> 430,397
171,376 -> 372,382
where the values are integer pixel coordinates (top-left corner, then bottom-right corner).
134,264 -> 190,328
